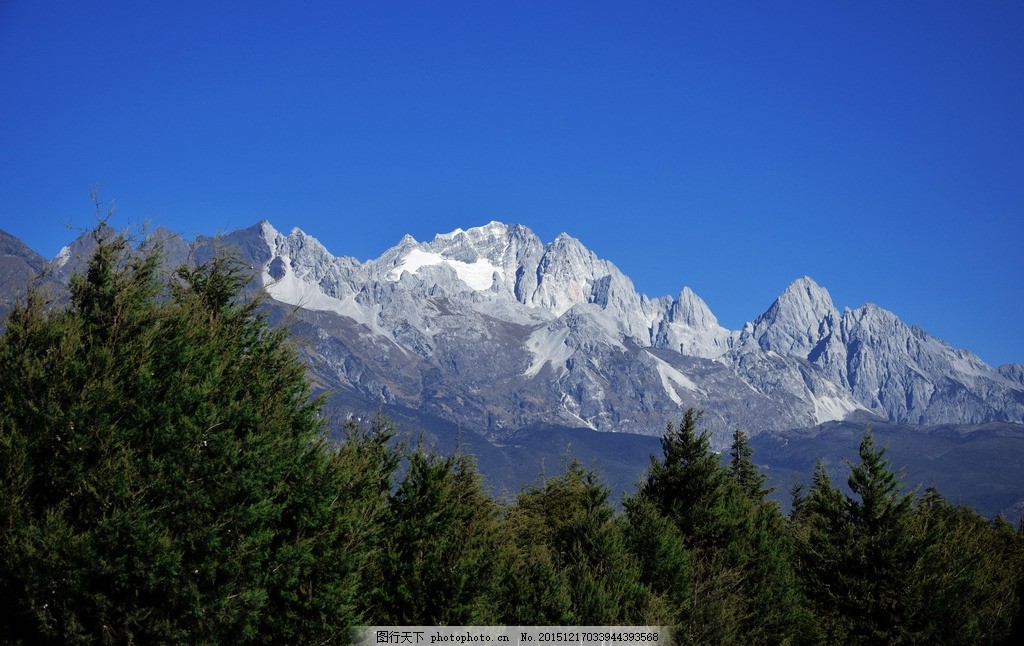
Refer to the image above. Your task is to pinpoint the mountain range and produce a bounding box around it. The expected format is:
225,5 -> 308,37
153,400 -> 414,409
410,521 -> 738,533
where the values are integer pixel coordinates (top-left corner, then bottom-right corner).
3,221 -> 1023,518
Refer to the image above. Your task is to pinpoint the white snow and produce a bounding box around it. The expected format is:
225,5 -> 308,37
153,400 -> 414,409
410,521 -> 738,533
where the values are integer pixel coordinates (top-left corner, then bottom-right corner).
387,249 -> 501,290
54,246 -> 71,269
261,257 -> 367,324
437,227 -> 465,239
264,256 -> 345,313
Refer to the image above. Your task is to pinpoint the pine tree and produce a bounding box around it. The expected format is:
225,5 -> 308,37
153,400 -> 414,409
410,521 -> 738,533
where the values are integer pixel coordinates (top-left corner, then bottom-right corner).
638,409 -> 728,550
910,489 -> 1022,643
633,409 -> 812,644
502,460 -> 655,625
0,229 -> 396,643
374,449 -> 504,625
794,433 -> 920,644
728,428 -> 772,501
622,496 -> 693,624
792,460 -> 854,642
845,432 -> 916,643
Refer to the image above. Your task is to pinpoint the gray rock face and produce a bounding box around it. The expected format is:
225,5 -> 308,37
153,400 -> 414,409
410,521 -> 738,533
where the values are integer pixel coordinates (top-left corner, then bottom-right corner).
827,306 -> 1022,423
735,275 -> 1024,425
237,222 -> 1023,440
744,276 -> 840,356
1,230 -> 47,304
3,222 -> 1022,444
651,287 -> 734,359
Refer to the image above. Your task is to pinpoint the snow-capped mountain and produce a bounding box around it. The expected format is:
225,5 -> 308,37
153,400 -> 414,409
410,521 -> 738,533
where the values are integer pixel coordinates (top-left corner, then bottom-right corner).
4,221 -> 1023,445
205,221 -> 1024,439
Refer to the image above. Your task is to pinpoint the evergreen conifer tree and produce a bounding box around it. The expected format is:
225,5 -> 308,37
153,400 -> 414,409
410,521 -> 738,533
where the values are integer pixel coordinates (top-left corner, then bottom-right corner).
634,409 -> 812,644
374,450 -> 504,625
0,229 -> 396,643
844,432 -> 916,643
794,433 -> 919,644
502,460 -> 654,625
621,496 -> 693,624
638,409 -> 728,550
728,428 -> 772,501
910,489 -> 1023,643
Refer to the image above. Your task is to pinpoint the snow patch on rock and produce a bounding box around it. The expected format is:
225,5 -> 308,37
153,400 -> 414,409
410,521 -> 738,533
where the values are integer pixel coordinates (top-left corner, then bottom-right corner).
263,256 -> 355,318
53,245 -> 71,269
387,248 -> 501,290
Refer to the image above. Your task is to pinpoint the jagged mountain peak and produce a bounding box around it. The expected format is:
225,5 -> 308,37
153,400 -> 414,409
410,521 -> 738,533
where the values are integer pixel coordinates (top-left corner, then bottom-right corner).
381,227 -> 509,292
2,221 -> 1023,434
423,221 -> 538,267
281,225 -> 333,259
674,286 -> 719,329
435,220 -> 510,240
0,230 -> 49,300
47,223 -> 121,276
549,231 -> 589,251
777,275 -> 835,312
373,222 -> 642,320
422,221 -> 541,255
1,230 -> 47,273
650,286 -> 733,360
742,276 -> 839,357
850,301 -> 898,322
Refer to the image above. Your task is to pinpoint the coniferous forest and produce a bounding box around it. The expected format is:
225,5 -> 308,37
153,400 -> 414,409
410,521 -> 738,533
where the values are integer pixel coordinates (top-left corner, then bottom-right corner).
2,231 -> 1023,644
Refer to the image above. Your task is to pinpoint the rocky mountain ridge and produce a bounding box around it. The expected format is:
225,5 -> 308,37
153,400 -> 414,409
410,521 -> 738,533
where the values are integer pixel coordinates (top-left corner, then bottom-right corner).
3,221 -> 1022,444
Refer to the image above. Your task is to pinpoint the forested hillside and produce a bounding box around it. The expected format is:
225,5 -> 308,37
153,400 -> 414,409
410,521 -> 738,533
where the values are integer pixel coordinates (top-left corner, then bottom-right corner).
2,230 -> 1022,644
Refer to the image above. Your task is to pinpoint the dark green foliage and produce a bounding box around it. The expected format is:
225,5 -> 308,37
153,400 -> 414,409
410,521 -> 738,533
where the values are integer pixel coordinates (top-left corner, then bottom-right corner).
795,438 -> 914,643
909,489 -> 1022,643
632,410 -> 812,644
792,437 -> 1024,645
0,230 -> 397,643
791,461 -> 854,641
638,409 -> 727,549
843,433 -> 917,643
729,428 -> 772,501
622,496 -> 693,620
374,450 -> 503,625
501,460 -> 657,625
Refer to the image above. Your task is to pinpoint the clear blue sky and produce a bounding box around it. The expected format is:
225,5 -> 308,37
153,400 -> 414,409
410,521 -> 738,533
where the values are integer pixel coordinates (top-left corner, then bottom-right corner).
2,1 -> 1022,366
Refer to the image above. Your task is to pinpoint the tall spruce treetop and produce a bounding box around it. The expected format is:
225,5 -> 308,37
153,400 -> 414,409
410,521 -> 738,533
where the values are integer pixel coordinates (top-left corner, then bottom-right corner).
728,428 -> 773,502
633,410 -> 813,643
847,432 -> 913,534
793,433 -> 920,645
375,450 -> 504,626
638,409 -> 728,547
845,432 -> 916,644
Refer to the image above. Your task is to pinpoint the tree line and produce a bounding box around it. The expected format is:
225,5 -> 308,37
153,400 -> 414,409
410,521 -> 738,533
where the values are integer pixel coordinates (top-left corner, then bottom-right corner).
1,230 -> 1022,644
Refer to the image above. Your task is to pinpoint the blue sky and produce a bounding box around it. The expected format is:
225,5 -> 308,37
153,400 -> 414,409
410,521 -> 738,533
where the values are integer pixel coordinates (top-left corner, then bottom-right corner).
2,1 -> 1022,366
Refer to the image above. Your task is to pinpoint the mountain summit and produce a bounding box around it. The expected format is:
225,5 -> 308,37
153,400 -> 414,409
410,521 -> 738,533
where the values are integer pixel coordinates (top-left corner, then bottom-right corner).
199,221 -> 1024,436
4,221 -> 1022,442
